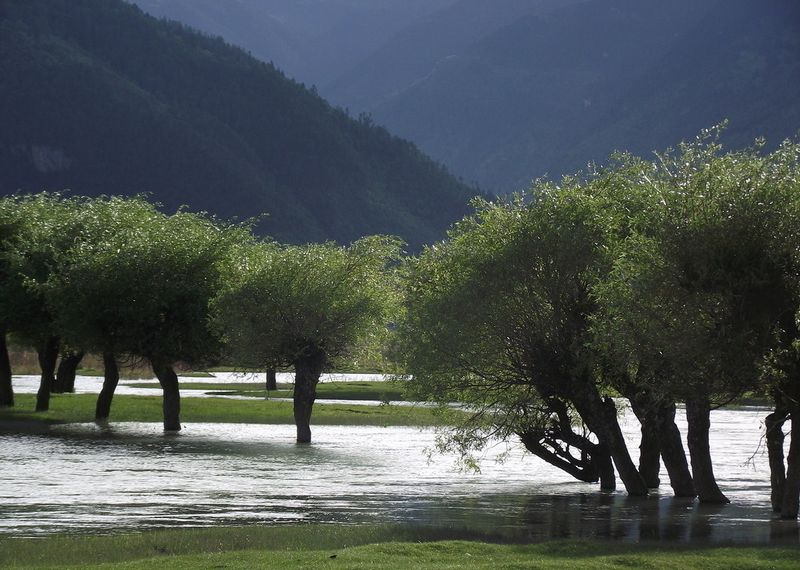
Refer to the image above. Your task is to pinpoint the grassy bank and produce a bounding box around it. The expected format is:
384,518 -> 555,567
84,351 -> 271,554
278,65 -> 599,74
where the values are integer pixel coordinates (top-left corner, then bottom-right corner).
0,393 -> 448,427
127,380 -> 406,402
1,525 -> 798,569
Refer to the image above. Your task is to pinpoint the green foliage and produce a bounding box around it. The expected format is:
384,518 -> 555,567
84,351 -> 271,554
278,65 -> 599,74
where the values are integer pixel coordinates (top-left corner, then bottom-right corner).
398,126 -> 800,460
214,236 -> 403,370
0,193 -> 84,344
396,186 -> 608,453
592,129 -> 800,402
43,196 -> 249,365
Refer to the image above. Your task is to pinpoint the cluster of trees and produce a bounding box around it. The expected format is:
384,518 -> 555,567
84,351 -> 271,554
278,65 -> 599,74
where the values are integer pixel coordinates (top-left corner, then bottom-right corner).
3,130 -> 800,520
0,194 -> 399,440
395,129 -> 800,519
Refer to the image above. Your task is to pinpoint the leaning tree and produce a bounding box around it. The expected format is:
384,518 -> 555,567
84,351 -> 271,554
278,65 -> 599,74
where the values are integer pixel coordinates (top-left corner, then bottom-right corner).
214,236 -> 402,443
396,188 -> 649,496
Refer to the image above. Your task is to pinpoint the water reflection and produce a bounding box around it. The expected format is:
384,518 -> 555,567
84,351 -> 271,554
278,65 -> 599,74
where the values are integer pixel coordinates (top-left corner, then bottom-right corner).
1,409 -> 798,544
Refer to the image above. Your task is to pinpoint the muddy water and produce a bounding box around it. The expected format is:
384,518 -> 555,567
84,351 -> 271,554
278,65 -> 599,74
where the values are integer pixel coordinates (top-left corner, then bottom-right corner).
1,403 -> 799,542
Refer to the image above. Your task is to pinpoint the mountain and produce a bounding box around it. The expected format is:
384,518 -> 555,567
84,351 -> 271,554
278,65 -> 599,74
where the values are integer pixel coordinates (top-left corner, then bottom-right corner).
128,0 -> 459,89
323,0 -> 561,112
0,0 -> 474,248
125,0 -> 800,195
360,0 -> 800,191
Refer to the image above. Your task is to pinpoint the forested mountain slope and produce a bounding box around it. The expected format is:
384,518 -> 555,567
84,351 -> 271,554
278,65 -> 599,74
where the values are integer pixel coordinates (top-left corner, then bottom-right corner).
0,0 -> 474,247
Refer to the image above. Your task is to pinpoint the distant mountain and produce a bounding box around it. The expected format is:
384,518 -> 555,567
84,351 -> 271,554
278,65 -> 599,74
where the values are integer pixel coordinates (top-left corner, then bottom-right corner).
128,0 -> 458,89
0,0 -> 475,248
127,0 -> 800,195
362,0 -> 800,191
324,0 -> 562,112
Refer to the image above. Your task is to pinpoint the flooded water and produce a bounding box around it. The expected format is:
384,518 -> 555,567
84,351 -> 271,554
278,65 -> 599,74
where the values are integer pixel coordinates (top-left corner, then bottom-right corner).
10,371 -> 385,400
2,376 -> 799,543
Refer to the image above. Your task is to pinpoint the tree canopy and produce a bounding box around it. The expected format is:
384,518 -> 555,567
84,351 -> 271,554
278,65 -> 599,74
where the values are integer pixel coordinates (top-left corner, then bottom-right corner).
397,129 -> 800,513
214,235 -> 402,441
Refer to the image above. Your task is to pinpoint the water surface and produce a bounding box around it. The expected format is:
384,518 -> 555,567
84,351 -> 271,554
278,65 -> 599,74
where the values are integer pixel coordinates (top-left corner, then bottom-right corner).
2,404 -> 798,543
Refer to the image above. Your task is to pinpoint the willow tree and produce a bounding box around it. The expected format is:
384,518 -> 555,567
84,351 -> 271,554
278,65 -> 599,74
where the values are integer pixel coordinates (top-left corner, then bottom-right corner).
594,131 -> 800,506
214,236 -> 402,443
46,198 -> 244,429
0,194 -> 87,411
0,196 -> 25,406
396,189 -> 648,496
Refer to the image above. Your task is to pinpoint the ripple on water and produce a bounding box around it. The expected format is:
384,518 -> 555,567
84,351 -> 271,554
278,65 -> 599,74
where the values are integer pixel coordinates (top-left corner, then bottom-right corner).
0,408 -> 798,543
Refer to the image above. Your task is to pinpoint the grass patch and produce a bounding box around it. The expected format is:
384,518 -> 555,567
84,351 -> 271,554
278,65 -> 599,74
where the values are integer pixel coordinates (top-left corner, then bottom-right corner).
1,525 -> 798,569
126,380 -> 407,402
0,393 -> 448,427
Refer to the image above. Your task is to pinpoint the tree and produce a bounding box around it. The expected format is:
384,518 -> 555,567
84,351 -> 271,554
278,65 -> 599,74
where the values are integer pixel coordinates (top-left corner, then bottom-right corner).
593,130 -> 800,505
0,196 -> 24,406
52,349 -> 85,393
45,197 -> 245,429
214,236 -> 402,443
396,190 -> 649,496
0,194 -> 86,411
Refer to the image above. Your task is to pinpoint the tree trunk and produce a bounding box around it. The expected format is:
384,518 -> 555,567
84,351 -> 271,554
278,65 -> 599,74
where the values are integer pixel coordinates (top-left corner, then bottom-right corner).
519,428 -> 603,484
595,443 -> 617,492
152,359 -> 181,431
781,411 -> 800,519
266,367 -> 277,391
766,408 -> 788,513
95,351 -> 119,421
519,398 -> 615,490
637,417 -> 662,489
293,351 -> 325,443
625,389 -> 694,496
656,402 -> 696,498
35,336 -> 59,412
573,392 -> 648,496
630,393 -> 695,496
685,395 -> 729,503
0,330 -> 13,407
53,350 -> 84,393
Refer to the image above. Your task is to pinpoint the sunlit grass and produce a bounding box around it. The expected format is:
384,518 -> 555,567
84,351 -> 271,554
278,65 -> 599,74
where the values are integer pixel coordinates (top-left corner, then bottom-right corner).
1,525 -> 798,569
0,393 -> 448,427
126,380 -> 407,401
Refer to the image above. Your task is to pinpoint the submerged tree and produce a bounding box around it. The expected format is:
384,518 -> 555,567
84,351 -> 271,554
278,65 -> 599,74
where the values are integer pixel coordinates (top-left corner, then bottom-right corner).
0,194 -> 88,411
396,189 -> 648,496
51,349 -> 85,394
0,196 -> 23,406
45,197 -> 244,429
214,236 -> 402,443
398,128 -> 800,507
593,131 -> 800,506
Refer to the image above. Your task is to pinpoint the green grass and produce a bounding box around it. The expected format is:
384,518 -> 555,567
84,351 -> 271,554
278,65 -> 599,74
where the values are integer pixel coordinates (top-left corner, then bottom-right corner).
1,525 -> 798,569
126,380 -> 407,401
0,393 -> 448,427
